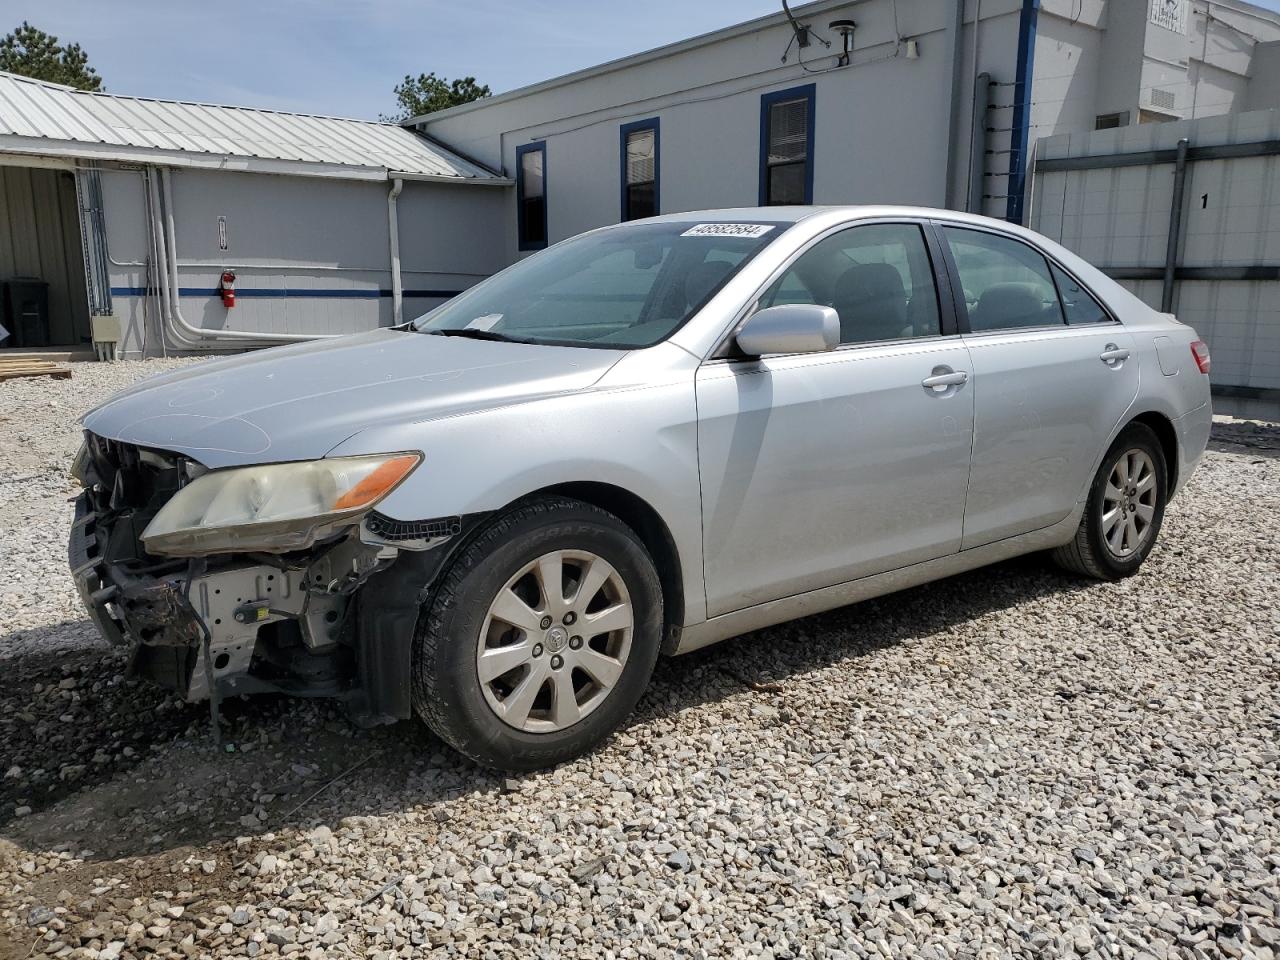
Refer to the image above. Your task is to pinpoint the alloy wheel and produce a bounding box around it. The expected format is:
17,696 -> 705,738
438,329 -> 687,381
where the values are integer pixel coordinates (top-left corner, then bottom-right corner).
476,549 -> 633,732
1101,448 -> 1157,558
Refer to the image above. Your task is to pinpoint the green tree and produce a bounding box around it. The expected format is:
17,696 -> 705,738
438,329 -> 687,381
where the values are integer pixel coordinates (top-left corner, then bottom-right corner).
382,73 -> 490,122
0,21 -> 103,91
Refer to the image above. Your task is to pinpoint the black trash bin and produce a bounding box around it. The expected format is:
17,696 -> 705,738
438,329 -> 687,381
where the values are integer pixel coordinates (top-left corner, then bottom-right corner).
3,278 -> 51,348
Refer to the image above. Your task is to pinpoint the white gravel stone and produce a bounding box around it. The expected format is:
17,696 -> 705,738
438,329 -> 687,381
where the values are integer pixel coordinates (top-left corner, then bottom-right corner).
1,358 -> 1278,959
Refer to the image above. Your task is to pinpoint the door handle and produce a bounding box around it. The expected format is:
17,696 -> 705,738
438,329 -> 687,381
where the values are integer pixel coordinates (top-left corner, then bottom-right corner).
921,369 -> 969,390
1100,344 -> 1130,364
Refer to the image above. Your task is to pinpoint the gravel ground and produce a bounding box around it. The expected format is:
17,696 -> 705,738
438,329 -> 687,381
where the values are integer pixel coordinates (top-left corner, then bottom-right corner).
1,359 -> 1277,960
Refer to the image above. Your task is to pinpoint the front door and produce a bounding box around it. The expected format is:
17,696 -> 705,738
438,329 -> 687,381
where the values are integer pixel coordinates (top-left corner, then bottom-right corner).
696,222 -> 975,618
938,225 -> 1141,548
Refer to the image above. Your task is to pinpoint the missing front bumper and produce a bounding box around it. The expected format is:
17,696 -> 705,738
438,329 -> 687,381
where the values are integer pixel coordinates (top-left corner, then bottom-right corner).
69,492 -> 356,702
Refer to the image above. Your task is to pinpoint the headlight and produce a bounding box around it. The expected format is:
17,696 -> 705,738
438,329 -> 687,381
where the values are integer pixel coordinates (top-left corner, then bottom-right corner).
70,440 -> 91,488
141,453 -> 421,557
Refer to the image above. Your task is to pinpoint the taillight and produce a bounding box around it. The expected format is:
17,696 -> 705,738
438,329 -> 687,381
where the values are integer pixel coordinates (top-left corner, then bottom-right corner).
1190,340 -> 1211,375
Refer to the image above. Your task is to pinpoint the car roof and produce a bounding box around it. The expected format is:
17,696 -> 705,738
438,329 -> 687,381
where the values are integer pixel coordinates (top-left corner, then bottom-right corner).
644,205 -> 1018,230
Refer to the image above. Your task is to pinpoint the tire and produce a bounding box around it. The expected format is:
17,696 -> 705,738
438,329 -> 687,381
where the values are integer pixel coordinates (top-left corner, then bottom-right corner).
1052,422 -> 1168,580
412,495 -> 663,771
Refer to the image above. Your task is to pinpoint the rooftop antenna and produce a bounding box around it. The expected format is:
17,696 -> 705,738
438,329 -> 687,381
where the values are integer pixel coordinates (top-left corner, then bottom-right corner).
781,0 -> 811,48
780,0 -> 831,63
829,19 -> 856,67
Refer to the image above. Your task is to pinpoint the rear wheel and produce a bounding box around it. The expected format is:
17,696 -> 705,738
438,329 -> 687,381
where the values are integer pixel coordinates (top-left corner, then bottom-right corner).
412,496 -> 663,771
1052,423 -> 1168,580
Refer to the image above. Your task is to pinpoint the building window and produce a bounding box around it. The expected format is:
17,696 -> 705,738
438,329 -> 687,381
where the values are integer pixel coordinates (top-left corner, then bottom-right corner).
759,84 -> 815,206
620,118 -> 659,221
1095,111 -> 1130,130
516,141 -> 547,251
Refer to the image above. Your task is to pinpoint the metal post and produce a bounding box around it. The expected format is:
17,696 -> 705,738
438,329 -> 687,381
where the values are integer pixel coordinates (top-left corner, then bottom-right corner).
387,178 -> 405,326
1161,137 -> 1190,313
943,0 -> 967,209
968,72 -> 991,213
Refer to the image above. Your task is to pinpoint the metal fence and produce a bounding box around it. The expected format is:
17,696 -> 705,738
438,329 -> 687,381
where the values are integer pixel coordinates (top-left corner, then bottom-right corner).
1029,109 -> 1280,418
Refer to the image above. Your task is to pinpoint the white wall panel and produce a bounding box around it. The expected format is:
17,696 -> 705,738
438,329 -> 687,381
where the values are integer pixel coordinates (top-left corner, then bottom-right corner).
1032,109 -> 1280,402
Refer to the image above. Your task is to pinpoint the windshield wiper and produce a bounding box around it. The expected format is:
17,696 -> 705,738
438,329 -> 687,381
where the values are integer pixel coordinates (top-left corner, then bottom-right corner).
421,328 -> 524,343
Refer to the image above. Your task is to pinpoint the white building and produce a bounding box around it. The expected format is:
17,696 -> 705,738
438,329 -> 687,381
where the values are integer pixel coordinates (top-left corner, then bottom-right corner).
409,0 -> 1280,251
0,0 -> 1277,367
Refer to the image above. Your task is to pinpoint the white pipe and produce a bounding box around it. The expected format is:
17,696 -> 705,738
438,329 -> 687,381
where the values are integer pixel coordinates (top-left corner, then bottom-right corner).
158,167 -> 337,344
388,177 -> 404,326
147,168 -> 200,351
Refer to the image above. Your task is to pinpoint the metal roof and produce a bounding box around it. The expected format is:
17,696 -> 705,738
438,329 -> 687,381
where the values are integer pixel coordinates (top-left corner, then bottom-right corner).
0,71 -> 504,183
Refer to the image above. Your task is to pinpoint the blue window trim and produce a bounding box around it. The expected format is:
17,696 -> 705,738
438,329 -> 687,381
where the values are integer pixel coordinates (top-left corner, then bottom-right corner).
1006,0 -> 1040,224
516,140 -> 548,251
759,83 -> 816,206
619,117 -> 660,221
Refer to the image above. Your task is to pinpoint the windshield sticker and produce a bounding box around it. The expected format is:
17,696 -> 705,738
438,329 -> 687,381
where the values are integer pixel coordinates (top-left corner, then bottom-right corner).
680,223 -> 776,239
465,314 -> 504,331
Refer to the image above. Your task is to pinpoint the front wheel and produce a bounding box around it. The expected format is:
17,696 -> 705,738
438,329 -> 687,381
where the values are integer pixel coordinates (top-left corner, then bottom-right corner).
412,496 -> 663,771
1052,422 -> 1168,580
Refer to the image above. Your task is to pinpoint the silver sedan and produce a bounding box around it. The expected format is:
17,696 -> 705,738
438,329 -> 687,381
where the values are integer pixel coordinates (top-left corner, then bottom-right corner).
71,207 -> 1213,770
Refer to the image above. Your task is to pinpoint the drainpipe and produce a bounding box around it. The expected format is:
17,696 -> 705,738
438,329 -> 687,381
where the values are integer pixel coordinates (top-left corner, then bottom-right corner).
1006,0 -> 1040,223
968,72 -> 991,213
1161,138 -> 1191,313
146,168 -> 200,351
158,167 -> 337,344
388,177 -> 404,326
943,0 -> 967,209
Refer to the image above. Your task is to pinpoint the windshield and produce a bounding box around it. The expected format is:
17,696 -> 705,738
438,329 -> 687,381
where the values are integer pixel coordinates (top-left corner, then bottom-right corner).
413,220 -> 787,348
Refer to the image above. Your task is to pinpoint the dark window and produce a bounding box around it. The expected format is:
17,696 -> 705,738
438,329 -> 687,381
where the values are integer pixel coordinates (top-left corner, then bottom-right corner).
620,119 -> 659,221
762,223 -> 941,344
1095,111 -> 1130,130
1050,263 -> 1110,324
759,85 -> 815,205
943,227 -> 1066,331
516,142 -> 547,251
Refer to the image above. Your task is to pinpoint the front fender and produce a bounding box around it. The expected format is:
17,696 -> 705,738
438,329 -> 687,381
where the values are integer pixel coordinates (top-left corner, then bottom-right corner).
326,379 -> 707,625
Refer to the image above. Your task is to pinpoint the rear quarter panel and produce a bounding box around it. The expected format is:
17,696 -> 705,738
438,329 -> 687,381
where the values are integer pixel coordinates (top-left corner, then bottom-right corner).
1005,224 -> 1212,498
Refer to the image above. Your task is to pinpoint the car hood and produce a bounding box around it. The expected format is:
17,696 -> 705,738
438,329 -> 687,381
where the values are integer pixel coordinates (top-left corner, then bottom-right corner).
83,330 -> 625,468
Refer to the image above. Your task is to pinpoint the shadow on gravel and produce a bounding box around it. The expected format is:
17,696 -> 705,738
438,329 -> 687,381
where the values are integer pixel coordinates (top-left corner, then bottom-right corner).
1,554 -> 1091,862
1209,420 -> 1280,460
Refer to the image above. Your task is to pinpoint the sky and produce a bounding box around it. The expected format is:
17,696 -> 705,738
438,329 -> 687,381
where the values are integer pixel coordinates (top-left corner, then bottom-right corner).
13,1 -> 785,120
13,0 -> 1280,121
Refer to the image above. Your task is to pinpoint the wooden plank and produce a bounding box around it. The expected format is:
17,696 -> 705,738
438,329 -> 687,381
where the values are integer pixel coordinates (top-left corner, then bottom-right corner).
0,357 -> 72,381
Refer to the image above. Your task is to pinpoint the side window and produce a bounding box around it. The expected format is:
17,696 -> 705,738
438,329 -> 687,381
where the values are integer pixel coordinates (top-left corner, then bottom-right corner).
1050,264 -> 1111,324
943,227 -> 1065,331
620,120 -> 659,221
760,85 -> 815,206
516,142 -> 547,251
762,223 -> 942,344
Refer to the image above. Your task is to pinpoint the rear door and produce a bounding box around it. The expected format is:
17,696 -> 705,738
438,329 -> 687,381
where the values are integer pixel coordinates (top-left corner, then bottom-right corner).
937,224 -> 1140,548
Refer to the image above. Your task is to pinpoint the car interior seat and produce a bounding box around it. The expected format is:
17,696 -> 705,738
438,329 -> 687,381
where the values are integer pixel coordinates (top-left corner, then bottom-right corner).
831,263 -> 909,343
969,282 -> 1054,331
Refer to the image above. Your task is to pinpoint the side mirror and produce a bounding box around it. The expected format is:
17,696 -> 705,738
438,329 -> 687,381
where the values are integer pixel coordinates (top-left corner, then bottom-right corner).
735,304 -> 840,357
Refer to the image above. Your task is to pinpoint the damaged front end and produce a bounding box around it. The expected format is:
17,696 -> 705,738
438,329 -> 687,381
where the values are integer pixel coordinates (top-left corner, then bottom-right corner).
68,433 -> 465,724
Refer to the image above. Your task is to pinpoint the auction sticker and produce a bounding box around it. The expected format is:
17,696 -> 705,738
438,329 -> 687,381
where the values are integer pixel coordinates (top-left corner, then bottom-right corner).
681,223 -> 776,238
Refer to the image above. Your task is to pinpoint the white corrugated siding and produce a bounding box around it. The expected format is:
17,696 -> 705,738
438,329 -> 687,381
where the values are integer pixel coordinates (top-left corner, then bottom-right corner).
1032,110 -> 1280,395
0,71 -> 496,180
